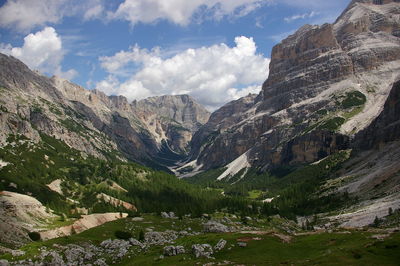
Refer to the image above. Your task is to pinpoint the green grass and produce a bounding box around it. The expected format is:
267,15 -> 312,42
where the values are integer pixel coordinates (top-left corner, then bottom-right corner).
248,190 -> 263,200
2,213 -> 399,265
341,91 -> 367,109
343,106 -> 364,120
118,230 -> 400,265
318,117 -> 346,131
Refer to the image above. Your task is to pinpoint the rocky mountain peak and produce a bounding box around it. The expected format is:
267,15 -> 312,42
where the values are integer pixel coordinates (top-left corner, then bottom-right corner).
133,94 -> 210,132
188,0 -> 400,173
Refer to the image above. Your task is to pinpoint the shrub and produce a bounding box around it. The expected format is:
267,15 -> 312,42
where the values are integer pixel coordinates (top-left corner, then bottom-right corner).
138,229 -> 145,241
115,230 -> 133,240
28,232 -> 41,241
342,91 -> 366,109
319,117 -> 346,131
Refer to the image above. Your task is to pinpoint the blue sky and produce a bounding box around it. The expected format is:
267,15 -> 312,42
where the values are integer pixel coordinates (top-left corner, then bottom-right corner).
0,0 -> 350,110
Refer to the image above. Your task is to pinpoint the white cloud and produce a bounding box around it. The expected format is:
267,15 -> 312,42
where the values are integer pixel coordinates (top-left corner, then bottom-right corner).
284,11 -> 318,23
0,0 -> 105,32
96,36 -> 270,110
0,27 -> 77,79
111,0 -> 269,26
279,0 -> 348,10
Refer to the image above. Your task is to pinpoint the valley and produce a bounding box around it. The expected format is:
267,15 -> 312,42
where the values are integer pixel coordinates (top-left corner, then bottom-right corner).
1,0 -> 400,265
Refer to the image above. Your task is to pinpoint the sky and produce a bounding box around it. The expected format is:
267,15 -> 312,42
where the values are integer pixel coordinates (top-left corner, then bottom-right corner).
0,0 -> 350,110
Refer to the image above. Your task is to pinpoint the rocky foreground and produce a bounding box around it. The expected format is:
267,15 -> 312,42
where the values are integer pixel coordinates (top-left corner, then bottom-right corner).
0,212 -> 399,266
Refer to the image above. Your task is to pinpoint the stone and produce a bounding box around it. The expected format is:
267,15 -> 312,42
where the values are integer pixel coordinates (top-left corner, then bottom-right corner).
0,260 -> 9,266
94,258 -> 108,266
237,242 -> 247,247
10,250 -> 25,257
192,244 -> 213,258
163,245 -> 185,256
203,221 -> 230,233
214,239 -> 227,251
161,212 -> 170,218
129,238 -> 145,248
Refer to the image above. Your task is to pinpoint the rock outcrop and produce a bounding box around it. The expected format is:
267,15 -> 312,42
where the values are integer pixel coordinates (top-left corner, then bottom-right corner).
0,191 -> 56,247
354,79 -> 400,149
39,213 -> 128,240
0,55 -> 210,167
133,95 -> 210,155
188,0 -> 400,173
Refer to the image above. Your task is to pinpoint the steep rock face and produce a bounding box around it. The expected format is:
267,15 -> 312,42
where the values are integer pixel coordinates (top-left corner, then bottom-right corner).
260,23 -> 354,112
189,0 -> 400,173
0,54 -> 209,167
133,95 -> 210,153
189,94 -> 269,168
354,79 -> 400,149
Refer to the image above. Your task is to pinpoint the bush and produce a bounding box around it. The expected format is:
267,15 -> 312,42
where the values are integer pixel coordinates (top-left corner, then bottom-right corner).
342,91 -> 366,109
319,117 -> 346,131
28,232 -> 41,241
138,229 -> 145,241
114,230 -> 133,240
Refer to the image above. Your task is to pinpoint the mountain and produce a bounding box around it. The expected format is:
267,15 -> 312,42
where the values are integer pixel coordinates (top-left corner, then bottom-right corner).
0,56 -> 209,169
188,0 -> 400,174
133,95 -> 210,155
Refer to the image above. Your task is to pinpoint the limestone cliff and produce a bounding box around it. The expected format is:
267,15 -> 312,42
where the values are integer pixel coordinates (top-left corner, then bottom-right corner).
188,0 -> 400,173
0,54 -> 210,167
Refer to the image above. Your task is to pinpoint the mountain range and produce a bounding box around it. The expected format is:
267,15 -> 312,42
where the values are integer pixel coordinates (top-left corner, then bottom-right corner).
0,0 -> 400,264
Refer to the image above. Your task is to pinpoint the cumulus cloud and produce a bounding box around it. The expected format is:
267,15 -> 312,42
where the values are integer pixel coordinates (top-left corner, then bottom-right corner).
0,0 -> 105,32
110,0 -> 269,26
0,27 -> 77,80
96,36 -> 269,110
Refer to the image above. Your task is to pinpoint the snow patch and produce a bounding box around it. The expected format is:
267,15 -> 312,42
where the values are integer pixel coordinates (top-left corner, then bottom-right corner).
217,151 -> 251,181
174,159 -> 204,178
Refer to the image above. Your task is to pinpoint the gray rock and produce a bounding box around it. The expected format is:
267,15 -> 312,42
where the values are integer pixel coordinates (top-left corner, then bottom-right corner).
10,250 -> 25,257
192,244 -> 213,258
131,217 -> 144,222
163,245 -> 185,256
144,231 -> 177,246
161,212 -> 170,218
100,239 -> 131,259
203,221 -> 230,233
0,260 -> 9,266
214,239 -> 227,251
129,238 -> 145,248
94,258 -> 108,266
237,242 -> 247,247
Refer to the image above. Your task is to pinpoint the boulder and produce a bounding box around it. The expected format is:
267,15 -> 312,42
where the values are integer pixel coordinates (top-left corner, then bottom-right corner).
214,239 -> 227,251
161,212 -> 170,218
163,245 -> 185,256
0,260 -> 9,266
129,238 -> 145,248
237,242 -> 247,247
203,221 -> 230,233
192,244 -> 213,258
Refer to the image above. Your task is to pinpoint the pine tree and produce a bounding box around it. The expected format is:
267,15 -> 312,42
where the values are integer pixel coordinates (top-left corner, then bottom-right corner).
138,229 -> 145,241
373,216 -> 380,227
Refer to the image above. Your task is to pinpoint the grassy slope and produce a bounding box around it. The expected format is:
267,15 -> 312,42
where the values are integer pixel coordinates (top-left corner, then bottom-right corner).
1,215 -> 399,265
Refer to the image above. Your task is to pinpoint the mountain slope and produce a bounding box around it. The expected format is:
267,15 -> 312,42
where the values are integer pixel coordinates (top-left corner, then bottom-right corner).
0,56 -> 210,168
189,0 -> 400,173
